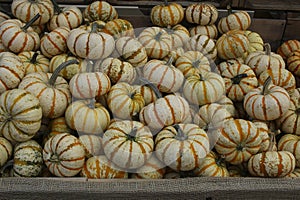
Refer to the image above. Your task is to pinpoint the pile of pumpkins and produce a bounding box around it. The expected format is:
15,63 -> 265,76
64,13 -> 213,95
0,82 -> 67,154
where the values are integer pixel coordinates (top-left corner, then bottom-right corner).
0,0 -> 300,179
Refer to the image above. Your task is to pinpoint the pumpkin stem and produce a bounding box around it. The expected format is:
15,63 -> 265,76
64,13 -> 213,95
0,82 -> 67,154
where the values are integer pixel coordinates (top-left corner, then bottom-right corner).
139,77 -> 162,99
0,159 -> 14,174
267,132 -> 276,152
51,0 -> 62,14
87,98 -> 96,109
164,0 -> 169,5
166,56 -> 174,66
86,60 -> 94,73
227,4 -> 232,15
231,73 -> 248,84
215,154 -> 226,166
173,124 -> 188,141
199,73 -> 205,81
264,43 -> 272,56
154,32 -> 163,41
127,127 -> 138,141
30,52 -> 39,64
22,13 -> 41,31
49,59 -> 79,86
262,76 -> 272,95
192,60 -> 201,68
236,143 -> 245,151
90,22 -> 105,33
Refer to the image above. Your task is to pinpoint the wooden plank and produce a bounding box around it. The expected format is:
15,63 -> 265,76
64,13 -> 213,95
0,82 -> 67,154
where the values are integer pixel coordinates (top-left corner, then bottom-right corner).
283,12 -> 300,41
244,0 -> 300,12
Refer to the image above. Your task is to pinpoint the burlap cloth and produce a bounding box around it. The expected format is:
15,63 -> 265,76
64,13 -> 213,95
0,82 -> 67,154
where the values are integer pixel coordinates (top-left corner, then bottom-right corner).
0,177 -> 300,199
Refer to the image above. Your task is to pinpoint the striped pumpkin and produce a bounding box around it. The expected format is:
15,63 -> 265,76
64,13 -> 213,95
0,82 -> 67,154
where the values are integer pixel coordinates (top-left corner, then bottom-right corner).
115,36 -> 148,68
43,133 -> 86,177
0,17 -> 40,53
287,49 -> 300,77
40,27 -> 70,58
107,82 -> 145,120
83,0 -> 118,22
79,135 -> 103,158
67,25 -> 115,60
166,24 -> 190,49
11,0 -> 54,25
189,24 -> 218,39
103,18 -> 134,39
69,72 -> 111,99
18,60 -> 74,119
0,137 -> 13,167
220,63 -> 258,102
216,58 -> 244,74
95,57 -> 137,85
218,10 -> 251,34
0,52 -> 25,94
185,3 -> 218,25
0,38 -> 6,53
214,119 -> 262,165
103,120 -> 154,170
244,30 -> 264,53
185,34 -> 217,61
278,134 -> 300,167
175,51 -> 211,78
245,43 -> 286,76
183,71 -> 225,106
277,40 -> 300,60
65,100 -> 110,134
253,121 -> 270,153
163,47 -> 185,64
133,84 -> 158,106
0,11 -> 10,24
138,27 -> 172,59
31,24 -> 45,35
193,151 -> 229,177
18,51 -> 49,75
79,20 -> 106,32
0,89 -> 42,143
150,2 -> 184,27
216,95 -> 238,118
143,58 -> 184,93
243,77 -> 291,121
285,168 -> 300,178
13,140 -> 43,177
81,155 -> 128,179
155,124 -> 210,171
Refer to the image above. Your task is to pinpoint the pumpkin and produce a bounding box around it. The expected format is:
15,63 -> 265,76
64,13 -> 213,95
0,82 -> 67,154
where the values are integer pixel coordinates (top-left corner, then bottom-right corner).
47,2 -> 83,31
83,0 -> 118,22
31,24 -> 45,35
0,52 -> 25,94
150,1 -> 184,27
214,119 -> 262,165
0,11 -> 10,24
245,43 -> 286,76
216,29 -> 250,60
13,140 -> 43,177
107,82 -> 145,120
163,47 -> 185,64
278,134 -> 300,167
216,58 -> 244,74
216,95 -> 238,118
79,135 -> 103,158
220,62 -> 258,102
277,39 -> 300,60
0,38 -> 7,53
11,0 -> 54,25
67,23 -> 115,60
133,84 -> 158,106
103,120 -> 154,170
18,51 -> 49,75
19,60 -> 74,119
175,51 -> 211,78
115,36 -> 148,68
65,99 -> 110,134
165,24 -> 190,49
287,49 -> 300,77
103,18 -> 134,39
285,168 -> 300,178
185,3 -> 218,25
189,24 -> 218,39
0,137 -> 13,167
81,155 -> 128,179
40,27 -> 70,58
0,89 -> 42,143
143,58 -> 184,93
244,30 -> 264,53
243,77 -> 290,121
138,26 -> 172,59
185,34 -> 217,61
193,151 -> 229,177
43,133 -> 85,177
183,71 -> 225,106
0,15 -> 40,53
69,71 -> 111,99
95,57 -> 137,85
155,124 -> 210,171
79,20 -> 106,32
253,121 -> 270,152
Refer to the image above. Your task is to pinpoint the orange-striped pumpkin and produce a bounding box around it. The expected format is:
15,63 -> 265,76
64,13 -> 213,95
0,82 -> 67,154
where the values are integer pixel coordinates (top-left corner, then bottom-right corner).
193,151 -> 229,177
214,119 -> 262,165
0,11 -> 10,24
138,27 -> 172,59
103,120 -> 154,170
243,77 -> 290,121
277,40 -> 300,60
185,34 -> 217,61
216,95 -> 238,118
0,38 -> 6,53
83,0 -> 118,22
31,24 -> 45,35
133,84 -> 158,106
0,89 -> 42,143
65,100 -> 110,134
175,51 -> 211,78
150,2 -> 184,27
40,27 -> 70,58
244,30 -> 264,53
253,121 -> 270,153
0,137 -> 13,167
79,135 -> 103,158
166,24 -> 190,49
115,36 -> 148,68
183,71 -> 225,106
11,0 -> 54,25
189,24 -> 218,39
278,134 -> 300,167
218,10 -> 251,34
0,52 -> 25,94
81,155 -> 128,179
285,168 -> 300,178
185,3 -> 218,25
216,58 -> 244,74
155,124 -> 210,171
103,18 -> 134,39
43,133 -> 86,177
18,51 -> 49,75
79,20 -> 106,32
287,49 -> 300,77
